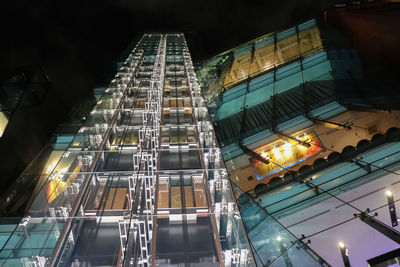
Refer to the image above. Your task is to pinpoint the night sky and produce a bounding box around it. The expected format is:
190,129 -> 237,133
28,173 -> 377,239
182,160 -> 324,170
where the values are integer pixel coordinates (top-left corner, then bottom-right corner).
0,0 -> 332,105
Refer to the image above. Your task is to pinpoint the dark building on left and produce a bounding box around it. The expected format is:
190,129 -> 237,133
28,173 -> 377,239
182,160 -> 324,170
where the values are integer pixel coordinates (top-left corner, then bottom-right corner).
0,65 -> 94,216
0,66 -> 67,193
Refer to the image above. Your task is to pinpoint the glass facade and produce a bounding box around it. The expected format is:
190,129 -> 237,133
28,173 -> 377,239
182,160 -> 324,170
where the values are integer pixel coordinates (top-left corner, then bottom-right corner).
198,17 -> 400,267
0,34 -> 254,266
224,20 -> 322,88
236,189 -> 328,266
198,19 -> 326,122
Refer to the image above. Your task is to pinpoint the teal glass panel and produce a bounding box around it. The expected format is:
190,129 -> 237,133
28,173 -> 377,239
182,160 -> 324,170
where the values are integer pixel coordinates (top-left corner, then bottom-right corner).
248,71 -> 274,93
223,83 -> 247,102
216,95 -> 245,119
276,27 -> 296,41
298,19 -> 317,31
254,35 -> 274,50
234,45 -> 252,58
237,188 -> 328,266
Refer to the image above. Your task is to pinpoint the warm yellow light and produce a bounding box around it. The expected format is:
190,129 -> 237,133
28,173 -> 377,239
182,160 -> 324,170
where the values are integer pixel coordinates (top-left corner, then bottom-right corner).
298,144 -> 307,150
261,152 -> 270,159
277,236 -> 282,242
302,134 -> 312,144
338,242 -> 345,248
46,162 -> 57,174
386,190 -> 393,197
272,147 -> 282,160
283,142 -> 292,157
52,168 -> 68,180
0,112 -> 9,138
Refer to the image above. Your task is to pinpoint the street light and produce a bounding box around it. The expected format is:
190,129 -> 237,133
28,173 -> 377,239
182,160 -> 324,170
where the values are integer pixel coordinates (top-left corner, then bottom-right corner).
338,241 -> 350,267
386,189 -> 398,227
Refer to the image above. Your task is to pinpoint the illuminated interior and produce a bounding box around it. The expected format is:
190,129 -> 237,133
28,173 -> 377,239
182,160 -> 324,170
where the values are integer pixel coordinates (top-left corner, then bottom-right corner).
223,25 -> 322,87
44,158 -> 82,203
251,131 -> 325,180
226,110 -> 400,192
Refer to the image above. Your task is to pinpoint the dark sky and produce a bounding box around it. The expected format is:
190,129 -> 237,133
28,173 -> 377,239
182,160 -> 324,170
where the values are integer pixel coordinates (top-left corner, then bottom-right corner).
0,0 -> 331,107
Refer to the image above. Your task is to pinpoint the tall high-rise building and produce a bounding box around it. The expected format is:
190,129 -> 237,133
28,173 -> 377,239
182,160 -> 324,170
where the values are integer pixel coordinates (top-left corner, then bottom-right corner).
0,33 -> 257,267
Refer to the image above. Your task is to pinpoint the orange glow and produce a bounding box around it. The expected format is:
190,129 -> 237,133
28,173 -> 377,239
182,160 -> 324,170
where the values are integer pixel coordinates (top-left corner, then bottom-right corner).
251,131 -> 325,180
45,161 -> 82,203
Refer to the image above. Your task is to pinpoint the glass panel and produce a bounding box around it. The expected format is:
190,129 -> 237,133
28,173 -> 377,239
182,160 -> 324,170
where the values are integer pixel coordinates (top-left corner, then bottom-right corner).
223,22 -> 322,88
238,190 -> 327,266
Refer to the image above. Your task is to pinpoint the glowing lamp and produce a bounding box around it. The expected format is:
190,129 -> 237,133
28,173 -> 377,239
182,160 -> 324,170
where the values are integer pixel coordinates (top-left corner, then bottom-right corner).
272,147 -> 282,159
46,162 -> 57,174
283,142 -> 292,157
261,152 -> 270,159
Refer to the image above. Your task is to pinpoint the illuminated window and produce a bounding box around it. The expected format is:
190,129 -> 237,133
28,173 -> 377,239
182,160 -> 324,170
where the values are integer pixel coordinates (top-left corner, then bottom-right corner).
0,112 -> 9,138
251,131 -> 325,180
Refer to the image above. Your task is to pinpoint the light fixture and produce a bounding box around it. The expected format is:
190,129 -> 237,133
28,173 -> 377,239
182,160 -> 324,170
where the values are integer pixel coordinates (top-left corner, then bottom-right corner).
261,152 -> 270,159
386,189 -> 398,227
297,143 -> 307,150
272,147 -> 282,160
46,162 -> 57,174
338,241 -> 351,266
303,134 -> 312,144
276,236 -> 282,242
54,168 -> 68,179
283,142 -> 292,157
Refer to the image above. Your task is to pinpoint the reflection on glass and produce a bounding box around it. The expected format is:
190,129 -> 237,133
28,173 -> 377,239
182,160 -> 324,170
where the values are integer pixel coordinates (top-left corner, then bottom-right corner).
224,25 -> 322,88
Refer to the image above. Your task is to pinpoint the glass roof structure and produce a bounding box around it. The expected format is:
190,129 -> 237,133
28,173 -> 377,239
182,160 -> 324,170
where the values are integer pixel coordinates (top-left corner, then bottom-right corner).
197,19 -> 365,161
